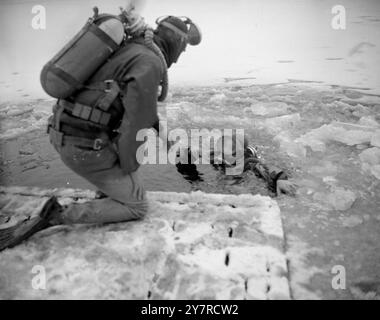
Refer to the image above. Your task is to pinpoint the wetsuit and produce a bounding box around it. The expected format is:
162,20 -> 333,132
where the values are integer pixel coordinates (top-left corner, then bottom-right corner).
48,38 -> 163,225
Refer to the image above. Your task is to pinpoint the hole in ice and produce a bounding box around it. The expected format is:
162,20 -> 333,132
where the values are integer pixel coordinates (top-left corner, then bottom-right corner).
225,252 -> 230,266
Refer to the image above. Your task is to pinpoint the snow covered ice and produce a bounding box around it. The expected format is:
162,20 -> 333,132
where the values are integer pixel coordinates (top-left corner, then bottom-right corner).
0,186 -> 290,300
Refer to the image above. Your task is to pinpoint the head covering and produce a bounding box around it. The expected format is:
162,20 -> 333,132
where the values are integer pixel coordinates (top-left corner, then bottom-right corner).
154,16 -> 189,67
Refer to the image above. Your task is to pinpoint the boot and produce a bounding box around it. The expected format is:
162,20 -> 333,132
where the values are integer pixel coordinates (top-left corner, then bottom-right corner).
0,196 -> 62,252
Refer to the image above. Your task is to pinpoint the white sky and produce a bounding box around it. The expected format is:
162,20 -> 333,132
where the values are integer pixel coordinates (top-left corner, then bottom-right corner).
0,0 -> 379,102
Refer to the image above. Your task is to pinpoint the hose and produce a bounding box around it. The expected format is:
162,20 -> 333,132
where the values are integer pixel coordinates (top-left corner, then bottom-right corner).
144,28 -> 168,102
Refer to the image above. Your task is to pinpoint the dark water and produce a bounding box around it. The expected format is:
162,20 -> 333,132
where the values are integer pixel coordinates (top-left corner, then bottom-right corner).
0,129 -> 273,197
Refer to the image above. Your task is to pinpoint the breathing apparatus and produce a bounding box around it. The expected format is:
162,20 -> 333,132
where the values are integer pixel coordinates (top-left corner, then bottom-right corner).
118,10 -> 202,101
99,7 -> 202,101
40,4 -> 201,103
118,5 -> 149,38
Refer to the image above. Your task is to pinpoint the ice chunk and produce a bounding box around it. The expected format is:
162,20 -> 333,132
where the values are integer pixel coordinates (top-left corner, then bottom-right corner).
296,136 -> 326,152
359,147 -> 380,166
313,187 -> 356,211
250,101 -> 291,117
263,113 -> 301,135
370,165 -> 380,179
358,116 -> 379,128
297,122 -> 377,151
273,132 -> 306,158
334,129 -> 373,146
370,131 -> 380,148
359,147 -> 380,180
309,162 -> 338,177
342,215 -> 363,228
209,93 -> 227,103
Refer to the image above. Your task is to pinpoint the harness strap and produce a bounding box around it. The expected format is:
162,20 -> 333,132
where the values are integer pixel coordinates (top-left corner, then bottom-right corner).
48,64 -> 82,91
48,126 -> 109,151
54,103 -> 64,131
84,80 -> 121,112
59,100 -> 111,126
95,80 -> 121,111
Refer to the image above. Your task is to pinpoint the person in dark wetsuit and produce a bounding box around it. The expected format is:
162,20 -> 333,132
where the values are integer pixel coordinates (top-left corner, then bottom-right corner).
0,15 -> 202,251
176,132 -> 297,196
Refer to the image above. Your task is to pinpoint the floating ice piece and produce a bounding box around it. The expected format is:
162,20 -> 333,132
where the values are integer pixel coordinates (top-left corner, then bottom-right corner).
359,147 -> 380,166
263,113 -> 301,135
359,147 -> 380,180
309,161 -> 338,177
209,93 -> 227,103
342,215 -> 363,228
296,136 -> 326,153
273,132 -> 306,158
370,165 -> 380,179
334,129 -> 373,146
358,116 -> 379,128
313,187 -> 356,211
250,101 -> 291,117
370,131 -> 380,148
297,121 -> 378,151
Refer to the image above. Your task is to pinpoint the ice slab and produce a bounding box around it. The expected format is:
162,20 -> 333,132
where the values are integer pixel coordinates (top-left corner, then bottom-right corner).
262,113 -> 301,135
297,121 -> 379,152
313,187 -> 357,211
250,101 -> 292,117
370,131 -> 380,148
0,186 -> 290,300
273,131 -> 307,158
359,147 -> 380,180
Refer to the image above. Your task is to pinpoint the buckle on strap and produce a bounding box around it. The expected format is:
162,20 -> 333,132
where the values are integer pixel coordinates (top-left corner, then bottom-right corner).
93,138 -> 103,151
104,80 -> 114,93
48,127 -> 64,146
96,80 -> 121,111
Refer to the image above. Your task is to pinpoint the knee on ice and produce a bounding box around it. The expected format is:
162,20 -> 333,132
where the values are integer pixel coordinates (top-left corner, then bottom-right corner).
129,201 -> 148,220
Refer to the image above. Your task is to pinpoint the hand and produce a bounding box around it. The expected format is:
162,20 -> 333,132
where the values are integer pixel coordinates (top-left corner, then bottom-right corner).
276,180 -> 297,196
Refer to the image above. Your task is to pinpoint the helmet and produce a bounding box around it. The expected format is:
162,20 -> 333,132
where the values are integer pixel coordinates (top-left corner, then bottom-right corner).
155,16 -> 202,63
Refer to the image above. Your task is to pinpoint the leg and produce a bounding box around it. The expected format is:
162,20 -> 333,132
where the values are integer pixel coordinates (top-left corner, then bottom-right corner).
51,143 -> 148,225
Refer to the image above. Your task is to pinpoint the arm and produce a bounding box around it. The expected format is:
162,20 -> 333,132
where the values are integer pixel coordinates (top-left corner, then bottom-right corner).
152,119 -> 176,151
245,157 -> 295,196
117,55 -> 162,174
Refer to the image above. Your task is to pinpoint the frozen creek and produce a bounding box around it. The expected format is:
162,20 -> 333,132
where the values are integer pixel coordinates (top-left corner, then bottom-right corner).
0,82 -> 380,299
